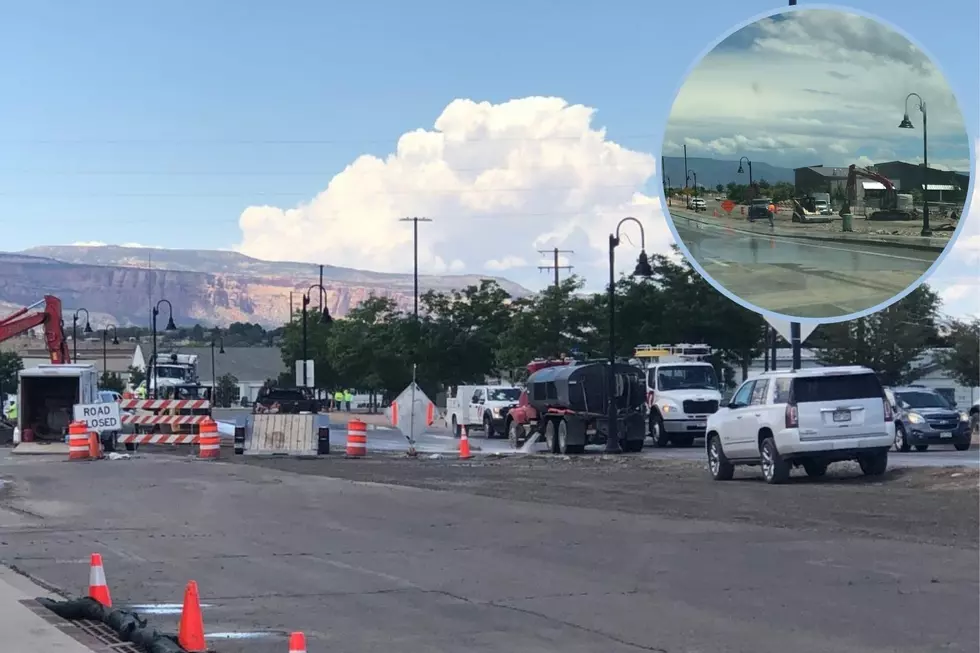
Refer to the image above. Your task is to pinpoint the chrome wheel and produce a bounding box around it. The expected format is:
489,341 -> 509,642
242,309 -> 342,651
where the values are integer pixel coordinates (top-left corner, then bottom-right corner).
761,445 -> 774,481
893,428 -> 903,451
708,439 -> 721,476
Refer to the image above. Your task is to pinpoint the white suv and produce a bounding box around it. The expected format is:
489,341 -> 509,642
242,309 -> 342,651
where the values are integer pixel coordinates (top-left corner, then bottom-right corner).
705,366 -> 893,484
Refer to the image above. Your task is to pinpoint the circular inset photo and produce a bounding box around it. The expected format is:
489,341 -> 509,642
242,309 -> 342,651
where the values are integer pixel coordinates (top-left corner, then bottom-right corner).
660,6 -> 973,321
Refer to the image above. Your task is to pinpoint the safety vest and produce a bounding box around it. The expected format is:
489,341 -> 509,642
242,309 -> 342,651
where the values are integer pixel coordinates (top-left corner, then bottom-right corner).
136,385 -> 147,399
334,391 -> 344,402
344,391 -> 353,402
4,403 -> 16,420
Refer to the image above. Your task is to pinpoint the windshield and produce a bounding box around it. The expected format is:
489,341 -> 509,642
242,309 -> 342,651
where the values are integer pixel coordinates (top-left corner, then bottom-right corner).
655,365 -> 718,391
155,365 -> 188,380
488,388 -> 521,402
895,390 -> 950,410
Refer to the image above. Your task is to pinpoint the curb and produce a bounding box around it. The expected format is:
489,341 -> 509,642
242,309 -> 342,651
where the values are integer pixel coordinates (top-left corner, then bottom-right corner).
669,208 -> 948,253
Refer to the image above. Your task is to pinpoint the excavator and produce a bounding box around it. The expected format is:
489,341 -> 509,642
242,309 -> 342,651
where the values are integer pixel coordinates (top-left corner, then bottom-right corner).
0,295 -> 71,363
839,164 -> 918,222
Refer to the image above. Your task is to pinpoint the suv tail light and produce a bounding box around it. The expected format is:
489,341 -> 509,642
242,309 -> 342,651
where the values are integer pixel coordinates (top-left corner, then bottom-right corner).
785,403 -> 799,429
883,398 -> 893,422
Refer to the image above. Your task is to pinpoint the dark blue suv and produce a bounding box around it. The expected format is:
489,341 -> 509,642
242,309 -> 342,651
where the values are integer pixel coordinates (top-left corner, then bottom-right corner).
885,386 -> 972,452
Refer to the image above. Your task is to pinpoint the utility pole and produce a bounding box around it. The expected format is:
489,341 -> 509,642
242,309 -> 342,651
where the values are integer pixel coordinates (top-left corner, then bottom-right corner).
318,265 -> 324,313
398,217 -> 433,320
537,247 -> 574,289
683,144 -> 689,190
538,248 -> 574,357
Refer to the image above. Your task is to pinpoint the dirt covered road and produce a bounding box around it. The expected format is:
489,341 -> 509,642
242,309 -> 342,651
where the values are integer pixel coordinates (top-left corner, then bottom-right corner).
233,453 -> 980,549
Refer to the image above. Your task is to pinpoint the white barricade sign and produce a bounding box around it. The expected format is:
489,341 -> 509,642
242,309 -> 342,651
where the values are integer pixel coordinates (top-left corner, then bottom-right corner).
73,402 -> 121,433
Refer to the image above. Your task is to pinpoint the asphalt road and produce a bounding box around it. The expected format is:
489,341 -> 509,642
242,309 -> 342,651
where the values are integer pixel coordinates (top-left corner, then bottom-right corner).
0,451 -> 976,653
668,214 -> 933,317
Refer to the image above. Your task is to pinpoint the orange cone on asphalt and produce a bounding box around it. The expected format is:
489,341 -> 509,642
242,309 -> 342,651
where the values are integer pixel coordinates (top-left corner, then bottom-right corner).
88,553 -> 112,607
177,580 -> 207,653
458,425 -> 473,460
288,632 -> 307,653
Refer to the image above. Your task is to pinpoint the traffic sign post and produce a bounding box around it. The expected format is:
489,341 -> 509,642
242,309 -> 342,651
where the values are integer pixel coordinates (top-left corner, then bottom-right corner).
764,318 -> 817,370
73,402 -> 121,433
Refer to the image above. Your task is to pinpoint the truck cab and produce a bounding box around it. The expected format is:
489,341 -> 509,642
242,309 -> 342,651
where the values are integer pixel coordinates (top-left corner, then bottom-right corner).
445,383 -> 522,438
633,345 -> 723,448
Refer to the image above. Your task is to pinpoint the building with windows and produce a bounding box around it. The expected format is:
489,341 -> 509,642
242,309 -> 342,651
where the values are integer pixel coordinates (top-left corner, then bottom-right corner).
794,162 -> 970,211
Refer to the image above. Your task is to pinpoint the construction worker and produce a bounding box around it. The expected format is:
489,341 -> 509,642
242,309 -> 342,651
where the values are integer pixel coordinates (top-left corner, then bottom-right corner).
136,382 -> 147,399
344,389 -> 353,412
4,400 -> 16,424
767,201 -> 776,227
334,389 -> 344,412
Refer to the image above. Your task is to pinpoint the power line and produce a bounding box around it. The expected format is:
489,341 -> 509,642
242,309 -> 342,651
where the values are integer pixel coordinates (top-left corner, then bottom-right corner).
0,133 -> 660,146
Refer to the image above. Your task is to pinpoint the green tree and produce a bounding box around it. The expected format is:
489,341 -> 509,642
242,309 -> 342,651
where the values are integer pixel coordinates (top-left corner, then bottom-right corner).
127,365 -> 146,388
215,373 -> 240,407
808,286 -> 942,385
0,351 -> 24,396
100,372 -> 125,392
715,183 -> 725,194
934,318 -> 980,388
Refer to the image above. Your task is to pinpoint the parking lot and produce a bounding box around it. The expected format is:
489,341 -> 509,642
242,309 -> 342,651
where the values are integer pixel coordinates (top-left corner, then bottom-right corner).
1,445 -> 977,653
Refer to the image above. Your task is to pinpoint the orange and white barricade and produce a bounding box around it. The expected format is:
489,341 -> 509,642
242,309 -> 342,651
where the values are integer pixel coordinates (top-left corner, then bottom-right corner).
68,422 -> 91,460
198,419 -> 220,459
345,420 -> 367,458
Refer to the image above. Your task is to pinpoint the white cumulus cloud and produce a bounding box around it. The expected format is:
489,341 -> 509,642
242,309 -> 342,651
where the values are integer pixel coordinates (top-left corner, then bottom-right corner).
235,97 -> 671,287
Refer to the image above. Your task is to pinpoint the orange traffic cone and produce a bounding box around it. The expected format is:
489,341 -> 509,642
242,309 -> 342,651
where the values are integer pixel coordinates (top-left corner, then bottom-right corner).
288,632 -> 307,653
177,580 -> 207,653
88,553 -> 112,607
458,426 -> 473,460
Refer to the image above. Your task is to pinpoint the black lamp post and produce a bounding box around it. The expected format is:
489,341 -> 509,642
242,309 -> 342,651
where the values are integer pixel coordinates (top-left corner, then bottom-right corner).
737,156 -> 754,195
664,176 -> 672,206
101,325 -> 119,388
687,170 -> 698,198
301,283 -> 332,389
606,217 -> 654,454
210,328 -> 224,405
899,92 -> 932,236
72,308 -> 93,361
151,299 -> 177,399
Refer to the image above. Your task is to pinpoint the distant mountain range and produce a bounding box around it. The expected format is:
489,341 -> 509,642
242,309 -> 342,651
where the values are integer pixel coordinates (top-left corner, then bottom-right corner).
662,156 -> 795,190
0,245 -> 531,328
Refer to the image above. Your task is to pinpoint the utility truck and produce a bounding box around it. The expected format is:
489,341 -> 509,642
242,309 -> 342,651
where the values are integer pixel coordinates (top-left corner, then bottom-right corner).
632,344 -> 723,448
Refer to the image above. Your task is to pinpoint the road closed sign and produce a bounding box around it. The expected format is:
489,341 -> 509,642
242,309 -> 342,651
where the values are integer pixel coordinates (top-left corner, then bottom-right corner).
721,200 -> 736,213
73,402 -> 121,433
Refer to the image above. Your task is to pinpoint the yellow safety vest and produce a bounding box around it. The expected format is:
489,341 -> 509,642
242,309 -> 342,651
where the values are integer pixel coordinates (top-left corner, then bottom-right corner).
334,392 -> 343,401
4,403 -> 16,420
344,391 -> 353,402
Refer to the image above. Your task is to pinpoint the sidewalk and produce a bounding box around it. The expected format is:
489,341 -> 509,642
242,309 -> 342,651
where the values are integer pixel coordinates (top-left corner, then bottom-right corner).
669,206 -> 949,252
0,566 -> 96,653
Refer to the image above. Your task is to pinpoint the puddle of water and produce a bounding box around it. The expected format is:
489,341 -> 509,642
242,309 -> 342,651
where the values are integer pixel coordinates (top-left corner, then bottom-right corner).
126,603 -> 213,615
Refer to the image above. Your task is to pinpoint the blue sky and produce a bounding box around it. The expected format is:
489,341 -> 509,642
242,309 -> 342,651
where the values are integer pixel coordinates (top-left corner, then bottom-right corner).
0,0 -> 977,315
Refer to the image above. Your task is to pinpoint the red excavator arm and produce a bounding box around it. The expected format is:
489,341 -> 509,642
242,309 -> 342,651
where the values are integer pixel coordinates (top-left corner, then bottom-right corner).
841,164 -> 900,216
0,295 -> 71,363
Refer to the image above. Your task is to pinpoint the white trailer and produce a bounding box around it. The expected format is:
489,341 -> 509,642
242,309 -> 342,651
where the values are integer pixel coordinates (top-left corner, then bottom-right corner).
15,364 -> 99,444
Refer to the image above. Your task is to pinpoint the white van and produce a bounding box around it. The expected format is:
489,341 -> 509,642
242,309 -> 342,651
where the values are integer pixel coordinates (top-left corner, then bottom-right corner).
705,366 -> 893,484
444,384 -> 522,438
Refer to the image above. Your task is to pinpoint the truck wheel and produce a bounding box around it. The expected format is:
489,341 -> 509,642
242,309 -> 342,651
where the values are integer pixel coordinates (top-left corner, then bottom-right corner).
507,420 -> 525,449
483,414 -> 496,438
707,435 -> 734,481
858,450 -> 888,477
451,416 -> 459,439
954,442 -> 971,452
802,459 -> 828,478
651,414 -> 669,448
760,437 -> 790,485
556,419 -> 584,454
544,419 -> 559,454
893,424 -> 911,452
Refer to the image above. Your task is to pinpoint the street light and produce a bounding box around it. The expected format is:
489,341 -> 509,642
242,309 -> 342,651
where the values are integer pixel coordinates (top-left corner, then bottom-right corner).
210,328 -> 224,405
151,299 -> 177,399
899,92 -> 932,236
606,217 -> 654,454
687,170 -> 698,198
301,283 -> 332,389
72,308 -> 93,361
737,156 -> 754,197
101,325 -> 119,389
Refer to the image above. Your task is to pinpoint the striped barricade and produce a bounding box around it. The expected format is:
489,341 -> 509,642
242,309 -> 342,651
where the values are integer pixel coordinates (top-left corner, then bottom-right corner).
116,433 -> 200,445
121,415 -> 211,427
118,399 -> 211,411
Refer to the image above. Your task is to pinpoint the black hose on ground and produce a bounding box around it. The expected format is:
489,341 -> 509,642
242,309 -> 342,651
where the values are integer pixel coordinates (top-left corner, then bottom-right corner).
36,596 -> 193,653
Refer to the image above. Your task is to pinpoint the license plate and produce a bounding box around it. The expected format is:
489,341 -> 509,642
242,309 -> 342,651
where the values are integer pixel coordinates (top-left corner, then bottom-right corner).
940,432 -> 952,439
832,410 -> 851,422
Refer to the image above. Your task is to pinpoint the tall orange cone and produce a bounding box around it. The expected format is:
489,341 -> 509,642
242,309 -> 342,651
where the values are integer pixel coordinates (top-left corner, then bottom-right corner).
288,632 -> 307,653
177,580 -> 207,653
88,553 -> 112,607
458,425 -> 473,460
